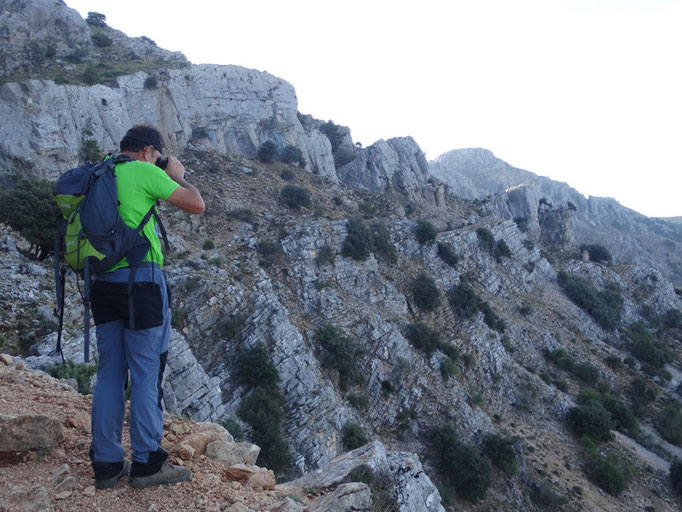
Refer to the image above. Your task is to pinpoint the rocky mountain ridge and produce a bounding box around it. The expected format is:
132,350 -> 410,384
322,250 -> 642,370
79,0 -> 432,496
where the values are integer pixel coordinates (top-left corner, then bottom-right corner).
430,148 -> 682,285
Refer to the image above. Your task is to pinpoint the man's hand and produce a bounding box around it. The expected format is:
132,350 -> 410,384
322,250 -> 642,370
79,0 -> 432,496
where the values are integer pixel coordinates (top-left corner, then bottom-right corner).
164,156 -> 186,182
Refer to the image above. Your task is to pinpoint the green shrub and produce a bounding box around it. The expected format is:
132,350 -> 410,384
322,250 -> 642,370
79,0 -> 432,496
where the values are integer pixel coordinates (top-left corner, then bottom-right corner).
514,217 -> 529,232
405,322 -> 441,356
557,272 -> 622,330
629,377 -> 656,417
586,455 -> 627,495
257,239 -> 285,268
430,425 -> 491,502
670,459 -> 682,495
80,139 -> 104,163
0,178 -> 59,260
659,403 -> 682,446
602,395 -> 638,434
358,201 -> 377,218
143,75 -> 158,90
279,169 -> 294,181
437,242 -> 458,268
316,324 -> 363,391
221,418 -> 245,442
81,63 -> 100,85
482,433 -> 518,475
370,222 -> 397,264
604,355 -> 622,369
235,343 -> 280,391
91,32 -> 112,47
341,216 -> 372,261
280,184 -> 312,209
566,402 -> 613,442
86,11 -> 107,26
218,314 -> 245,341
320,120 -> 356,168
580,244 -> 613,264
47,362 -> 96,394
202,239 -> 215,250
441,356 -> 457,380
227,208 -> 256,224
476,227 -> 495,254
479,301 -> 505,332
280,145 -> 306,168
342,422 -> 369,450
495,239 -> 512,259
415,220 -> 437,244
662,308 -> 682,330
627,322 -> 672,369
237,387 -> 293,475
316,244 -> 335,266
530,480 -> 568,509
410,273 -> 441,312
523,239 -> 535,251
547,348 -> 575,372
257,140 -> 278,163
573,361 -> 599,386
448,280 -> 482,319
171,308 -> 188,330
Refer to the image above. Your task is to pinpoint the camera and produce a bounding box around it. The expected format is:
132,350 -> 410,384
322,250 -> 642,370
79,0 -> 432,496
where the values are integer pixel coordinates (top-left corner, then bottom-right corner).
155,157 -> 169,170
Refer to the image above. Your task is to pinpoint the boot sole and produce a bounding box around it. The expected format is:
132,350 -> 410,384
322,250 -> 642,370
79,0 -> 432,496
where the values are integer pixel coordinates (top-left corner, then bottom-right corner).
129,472 -> 192,489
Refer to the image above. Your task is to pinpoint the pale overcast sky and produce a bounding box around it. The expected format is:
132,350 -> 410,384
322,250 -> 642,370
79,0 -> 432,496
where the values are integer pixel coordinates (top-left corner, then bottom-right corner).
65,0 -> 682,218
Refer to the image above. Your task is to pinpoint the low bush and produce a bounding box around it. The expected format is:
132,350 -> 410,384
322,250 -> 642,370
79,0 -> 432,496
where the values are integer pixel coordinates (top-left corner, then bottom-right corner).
448,280 -> 482,319
280,184 -> 312,209
670,459 -> 682,496
410,273 -> 441,312
430,424 -> 492,502
220,418 -> 245,442
437,242 -> 459,268
557,272 -> 622,330
86,11 -> 107,26
476,227 -> 495,254
627,322 -> 672,369
171,307 -> 188,330
316,244 -> 335,266
580,243 -> 613,264
235,343 -> 280,391
482,433 -> 518,475
566,401 -> 613,441
257,140 -> 278,163
257,239 -> 285,268
586,454 -> 628,495
659,403 -> 682,446
342,422 -> 369,450
415,220 -> 437,244
405,322 -> 441,356
47,362 -> 96,394
237,387 -> 292,475
202,239 -> 215,250
341,216 -> 372,261
218,314 -> 245,341
662,308 -> 682,330
91,32 -> 112,47
629,377 -> 656,417
0,178 -> 59,260
441,356 -> 457,380
281,145 -> 306,168
573,361 -> 599,386
370,222 -> 397,264
316,324 -> 363,391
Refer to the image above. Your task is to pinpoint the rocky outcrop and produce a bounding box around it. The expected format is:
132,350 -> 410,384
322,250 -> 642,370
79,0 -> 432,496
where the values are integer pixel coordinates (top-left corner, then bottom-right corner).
0,414 -> 63,452
338,137 -> 436,202
287,441 -> 445,512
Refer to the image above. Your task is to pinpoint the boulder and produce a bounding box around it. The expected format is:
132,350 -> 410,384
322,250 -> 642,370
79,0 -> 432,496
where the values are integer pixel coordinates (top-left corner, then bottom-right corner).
205,440 -> 260,466
0,414 -> 64,452
180,422 -> 233,455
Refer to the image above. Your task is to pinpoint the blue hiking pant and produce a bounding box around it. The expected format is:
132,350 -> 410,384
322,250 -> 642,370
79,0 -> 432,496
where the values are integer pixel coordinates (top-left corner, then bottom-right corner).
89,265 -> 170,479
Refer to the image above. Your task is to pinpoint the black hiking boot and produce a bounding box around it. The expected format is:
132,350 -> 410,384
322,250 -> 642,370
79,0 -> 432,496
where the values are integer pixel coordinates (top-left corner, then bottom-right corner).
95,460 -> 131,489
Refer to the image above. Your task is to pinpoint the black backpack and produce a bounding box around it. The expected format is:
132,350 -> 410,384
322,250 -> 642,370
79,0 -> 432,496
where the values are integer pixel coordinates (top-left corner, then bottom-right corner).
53,154 -> 169,362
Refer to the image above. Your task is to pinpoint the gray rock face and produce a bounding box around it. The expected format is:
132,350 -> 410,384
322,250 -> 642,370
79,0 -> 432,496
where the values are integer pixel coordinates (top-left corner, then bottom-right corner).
287,441 -> 445,512
431,148 -> 682,285
338,137 -> 434,201
308,483 -> 372,512
0,65 -> 335,180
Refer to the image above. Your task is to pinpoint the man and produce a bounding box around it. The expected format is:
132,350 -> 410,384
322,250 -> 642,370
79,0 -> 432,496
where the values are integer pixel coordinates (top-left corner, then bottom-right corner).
89,125 -> 204,489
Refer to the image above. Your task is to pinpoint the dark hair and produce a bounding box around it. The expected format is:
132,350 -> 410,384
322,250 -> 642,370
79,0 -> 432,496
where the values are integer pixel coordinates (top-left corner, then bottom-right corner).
120,125 -> 163,153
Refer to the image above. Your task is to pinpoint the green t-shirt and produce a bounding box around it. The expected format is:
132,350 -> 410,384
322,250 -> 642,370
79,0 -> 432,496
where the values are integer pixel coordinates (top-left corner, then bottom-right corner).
107,159 -> 179,272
